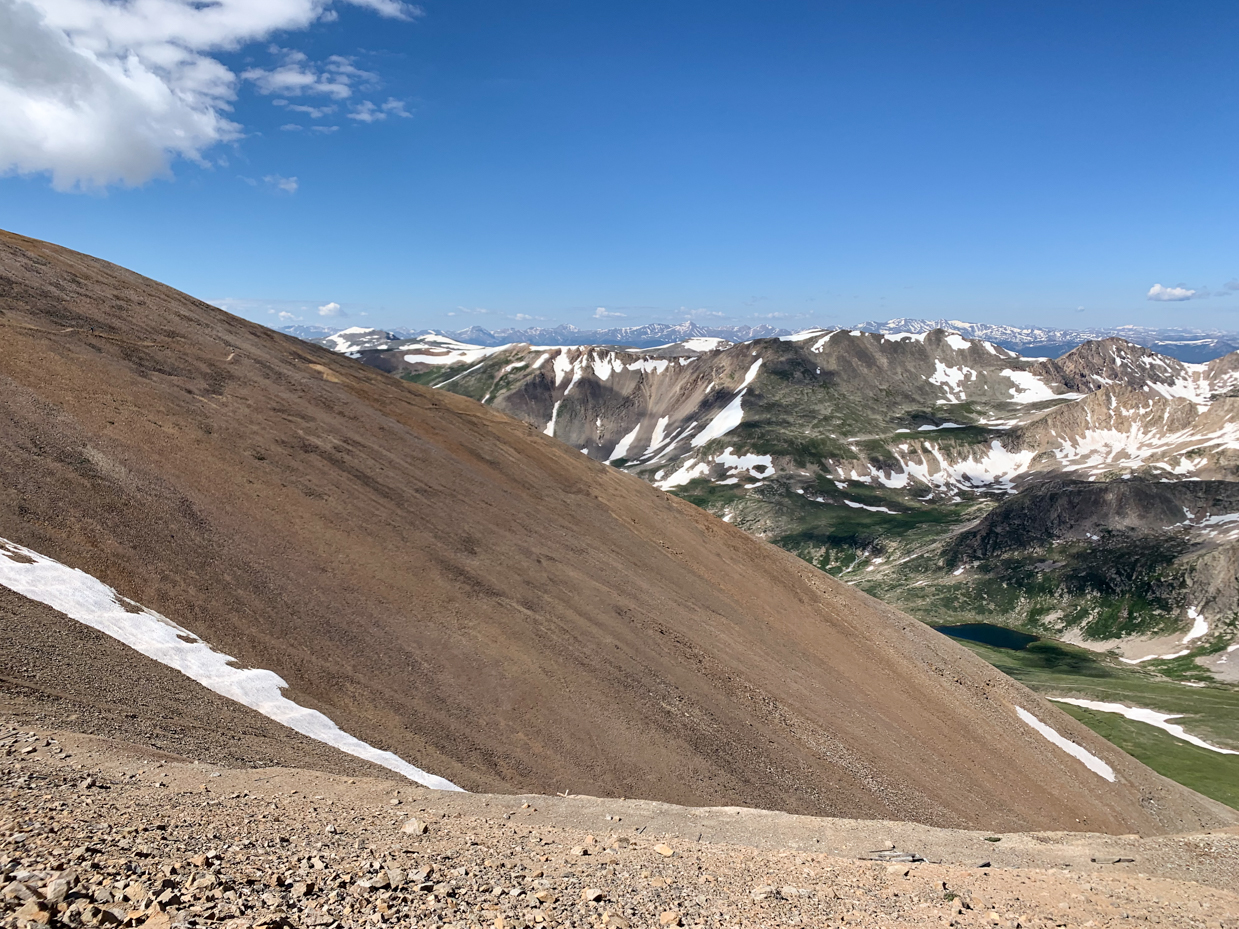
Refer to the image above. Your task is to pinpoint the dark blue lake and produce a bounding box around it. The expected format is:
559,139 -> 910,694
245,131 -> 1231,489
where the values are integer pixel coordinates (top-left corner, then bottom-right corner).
933,622 -> 1040,651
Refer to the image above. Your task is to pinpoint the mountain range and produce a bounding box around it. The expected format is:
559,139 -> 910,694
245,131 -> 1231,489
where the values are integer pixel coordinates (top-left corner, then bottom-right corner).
7,229 -> 1228,834
292,318 -> 1239,361
320,324 -> 1239,785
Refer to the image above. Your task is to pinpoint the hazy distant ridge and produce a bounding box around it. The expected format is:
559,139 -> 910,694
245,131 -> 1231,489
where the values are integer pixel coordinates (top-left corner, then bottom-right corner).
288,318 -> 1239,362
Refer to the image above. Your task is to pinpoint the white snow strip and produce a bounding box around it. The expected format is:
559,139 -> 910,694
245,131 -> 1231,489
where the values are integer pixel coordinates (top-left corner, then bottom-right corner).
680,337 -> 731,352
649,416 -> 671,451
606,424 -> 642,463
1119,649 -> 1191,664
1051,699 -> 1238,755
1014,706 -> 1115,781
844,500 -> 896,514
1183,607 -> 1209,643
0,538 -> 462,790
655,459 -> 711,490
881,332 -> 928,343
781,328 -> 828,342
402,344 -> 509,367
738,358 -> 763,391
691,390 -> 747,447
544,400 -> 562,436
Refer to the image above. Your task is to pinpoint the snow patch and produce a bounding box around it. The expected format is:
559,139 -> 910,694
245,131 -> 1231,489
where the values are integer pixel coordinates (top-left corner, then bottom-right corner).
844,500 -> 896,514
606,424 -> 642,463
1183,607 -> 1209,643
1002,369 -> 1075,404
0,538 -> 462,791
655,459 -> 711,490
1014,706 -> 1115,781
1051,699 -> 1238,755
738,358 -> 763,391
544,400 -> 563,436
944,334 -> 972,351
691,390 -> 747,447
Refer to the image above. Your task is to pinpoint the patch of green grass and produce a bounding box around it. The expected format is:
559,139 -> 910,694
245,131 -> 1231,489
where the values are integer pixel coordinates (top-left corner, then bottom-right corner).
1055,704 -> 1239,811
940,635 -> 1239,810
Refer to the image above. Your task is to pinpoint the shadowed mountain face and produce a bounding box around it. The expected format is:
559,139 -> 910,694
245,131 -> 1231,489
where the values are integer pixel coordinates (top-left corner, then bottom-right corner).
0,229 -> 1234,835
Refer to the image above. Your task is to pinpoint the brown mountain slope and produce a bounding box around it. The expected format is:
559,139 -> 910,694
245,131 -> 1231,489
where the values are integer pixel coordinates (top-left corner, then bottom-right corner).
0,229 -> 1232,835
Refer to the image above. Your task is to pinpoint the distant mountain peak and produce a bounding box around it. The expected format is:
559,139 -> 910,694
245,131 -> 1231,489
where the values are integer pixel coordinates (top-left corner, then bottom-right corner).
853,318 -> 1239,363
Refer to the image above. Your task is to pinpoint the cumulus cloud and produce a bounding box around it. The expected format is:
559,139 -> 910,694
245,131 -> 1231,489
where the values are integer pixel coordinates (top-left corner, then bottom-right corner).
318,301 -> 344,317
0,0 -> 417,190
594,307 -> 625,319
1147,283 -> 1200,302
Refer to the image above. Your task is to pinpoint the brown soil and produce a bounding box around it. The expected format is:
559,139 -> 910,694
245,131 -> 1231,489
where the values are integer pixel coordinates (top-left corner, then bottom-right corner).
0,228 -> 1234,835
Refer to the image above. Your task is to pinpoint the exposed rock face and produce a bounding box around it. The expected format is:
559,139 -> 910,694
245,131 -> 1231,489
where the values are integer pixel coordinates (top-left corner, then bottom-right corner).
950,480 -> 1239,560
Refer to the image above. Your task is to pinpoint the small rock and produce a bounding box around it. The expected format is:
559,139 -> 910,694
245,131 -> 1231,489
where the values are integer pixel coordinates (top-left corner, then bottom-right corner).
659,912 -> 682,927
581,887 -> 605,902
653,844 -> 675,857
43,879 -> 71,905
401,818 -> 428,835
570,846 -> 589,856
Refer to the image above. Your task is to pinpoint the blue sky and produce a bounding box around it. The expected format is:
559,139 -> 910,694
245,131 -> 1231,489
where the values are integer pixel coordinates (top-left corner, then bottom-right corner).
2,0 -> 1237,333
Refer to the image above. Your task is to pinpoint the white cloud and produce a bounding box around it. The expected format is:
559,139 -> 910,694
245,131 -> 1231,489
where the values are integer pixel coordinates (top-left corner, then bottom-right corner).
243,49 -> 377,101
0,0 -> 416,191
382,98 -> 411,118
1147,283 -> 1199,302
1226,279 -> 1239,292
318,301 -> 344,317
276,101 -> 337,118
594,307 -> 625,319
264,174 -> 297,193
278,310 -> 299,321
280,123 -> 303,131
346,97 -> 410,122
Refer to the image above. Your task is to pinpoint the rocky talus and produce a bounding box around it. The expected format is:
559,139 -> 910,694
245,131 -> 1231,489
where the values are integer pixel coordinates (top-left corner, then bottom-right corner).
2,723 -> 1239,929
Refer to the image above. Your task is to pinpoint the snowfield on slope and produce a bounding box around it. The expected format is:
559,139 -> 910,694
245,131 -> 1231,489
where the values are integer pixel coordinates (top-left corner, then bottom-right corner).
1015,706 -> 1116,781
0,538 -> 462,791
